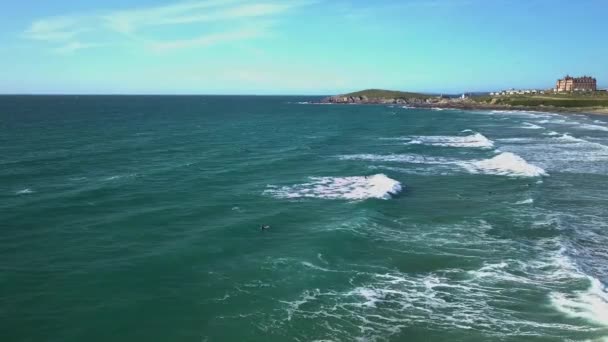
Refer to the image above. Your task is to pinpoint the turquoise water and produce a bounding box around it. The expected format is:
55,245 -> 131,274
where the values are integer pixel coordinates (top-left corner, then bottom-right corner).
1,96 -> 608,341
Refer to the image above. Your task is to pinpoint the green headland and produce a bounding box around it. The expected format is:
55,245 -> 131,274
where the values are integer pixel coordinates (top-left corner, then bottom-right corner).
321,89 -> 608,114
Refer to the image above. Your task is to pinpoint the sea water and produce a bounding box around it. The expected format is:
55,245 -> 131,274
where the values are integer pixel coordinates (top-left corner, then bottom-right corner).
1,96 -> 608,341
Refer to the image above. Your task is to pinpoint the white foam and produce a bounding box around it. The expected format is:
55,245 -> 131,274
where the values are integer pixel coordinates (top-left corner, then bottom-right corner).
516,198 -> 534,205
103,174 -> 137,181
69,177 -> 88,181
301,262 -> 338,273
341,152 -> 547,177
522,122 -> 544,130
408,132 -> 495,149
551,276 -> 608,327
539,119 -> 563,124
498,137 -> 535,143
339,154 -> 449,165
469,261 -> 535,284
578,124 -> 608,132
487,110 -> 554,119
497,131 -> 608,174
460,152 -> 547,177
557,133 -> 587,143
471,240 -> 608,329
539,118 -> 578,125
269,222 -> 606,341
15,188 -> 34,195
264,174 -> 402,200
556,134 -> 608,150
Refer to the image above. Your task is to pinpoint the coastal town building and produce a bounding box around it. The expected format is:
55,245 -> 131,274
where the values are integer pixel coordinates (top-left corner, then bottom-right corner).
490,89 -> 545,96
555,75 -> 597,92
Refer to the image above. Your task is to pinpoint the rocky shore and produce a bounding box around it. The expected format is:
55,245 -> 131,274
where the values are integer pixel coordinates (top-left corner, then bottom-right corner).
317,95 -> 608,115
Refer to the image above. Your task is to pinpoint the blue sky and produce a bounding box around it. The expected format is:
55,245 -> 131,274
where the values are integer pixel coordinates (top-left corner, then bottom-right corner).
1,0 -> 607,94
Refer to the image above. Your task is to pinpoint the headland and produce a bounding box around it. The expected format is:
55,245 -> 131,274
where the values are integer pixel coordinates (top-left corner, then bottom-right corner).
318,88 -> 608,115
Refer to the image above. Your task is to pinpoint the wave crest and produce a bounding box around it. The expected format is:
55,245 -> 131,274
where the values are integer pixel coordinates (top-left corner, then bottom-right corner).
340,152 -> 546,178
386,132 -> 495,149
264,174 -> 403,200
460,152 -> 547,177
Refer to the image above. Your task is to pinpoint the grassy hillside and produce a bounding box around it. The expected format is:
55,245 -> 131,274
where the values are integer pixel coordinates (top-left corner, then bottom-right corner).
343,89 -> 432,99
474,92 -> 608,108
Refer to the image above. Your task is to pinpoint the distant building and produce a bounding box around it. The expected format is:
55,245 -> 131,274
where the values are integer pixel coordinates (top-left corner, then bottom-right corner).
490,88 -> 545,96
555,75 -> 597,92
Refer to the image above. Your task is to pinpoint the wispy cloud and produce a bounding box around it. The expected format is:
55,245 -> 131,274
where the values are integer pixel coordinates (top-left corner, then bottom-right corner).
23,16 -> 87,42
22,0 -> 314,53
150,28 -> 266,51
103,1 -> 299,34
333,0 -> 475,21
53,41 -> 102,55
102,0 -> 239,34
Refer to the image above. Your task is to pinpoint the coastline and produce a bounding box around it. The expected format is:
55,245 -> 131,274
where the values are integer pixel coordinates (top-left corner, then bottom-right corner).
405,102 -> 608,116
316,96 -> 608,116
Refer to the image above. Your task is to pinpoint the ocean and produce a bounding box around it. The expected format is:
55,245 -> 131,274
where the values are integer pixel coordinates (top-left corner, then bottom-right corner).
1,96 -> 607,342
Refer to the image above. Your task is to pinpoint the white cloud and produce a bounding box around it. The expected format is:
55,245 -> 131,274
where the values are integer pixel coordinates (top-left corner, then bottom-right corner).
150,28 -> 265,51
53,41 -> 101,55
22,0 -> 314,53
103,0 -> 307,34
102,0 -> 240,34
24,16 -> 86,42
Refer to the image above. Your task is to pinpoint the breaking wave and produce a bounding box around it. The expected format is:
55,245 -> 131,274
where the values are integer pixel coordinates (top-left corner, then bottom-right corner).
460,152 -> 548,177
579,124 -> 608,132
271,223 -> 607,341
340,152 -> 546,177
555,134 -> 608,151
384,132 -> 494,149
339,153 -> 449,165
522,122 -> 544,130
264,174 -> 402,200
551,276 -> 608,327
497,132 -> 608,174
411,132 -> 494,149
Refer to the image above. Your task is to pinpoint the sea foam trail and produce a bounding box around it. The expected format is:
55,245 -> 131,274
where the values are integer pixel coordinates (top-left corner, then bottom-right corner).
276,232 -> 605,340
461,152 -> 547,177
543,245 -> 608,328
579,124 -> 608,132
339,153 -> 450,165
264,174 -> 402,200
556,134 -> 608,151
339,152 -> 547,177
386,132 -> 494,149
